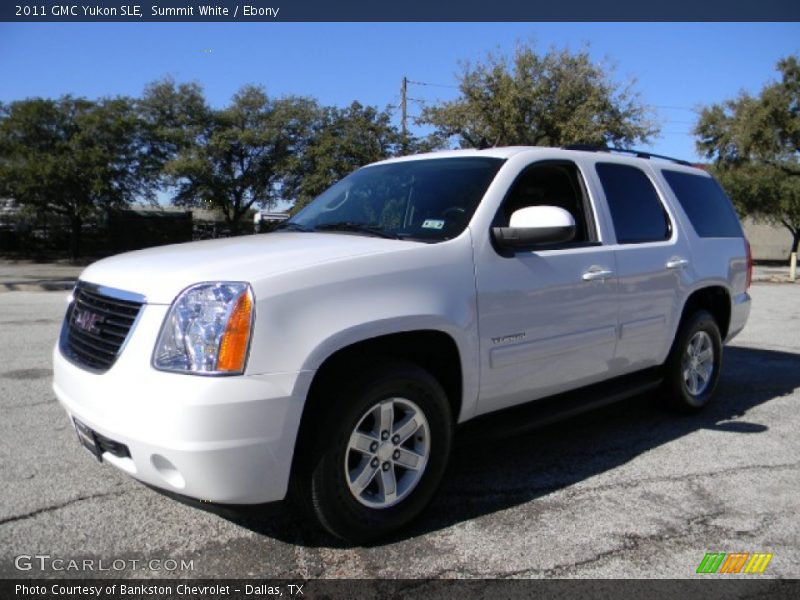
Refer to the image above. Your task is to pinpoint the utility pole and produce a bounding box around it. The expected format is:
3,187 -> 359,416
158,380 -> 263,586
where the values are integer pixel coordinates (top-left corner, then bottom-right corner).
400,76 -> 408,152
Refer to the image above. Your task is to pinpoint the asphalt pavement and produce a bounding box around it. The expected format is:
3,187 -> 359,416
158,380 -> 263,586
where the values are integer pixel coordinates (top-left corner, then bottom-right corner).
0,284 -> 798,579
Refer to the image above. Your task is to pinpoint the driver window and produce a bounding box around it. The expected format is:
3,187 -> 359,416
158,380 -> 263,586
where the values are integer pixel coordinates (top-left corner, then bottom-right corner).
498,162 -> 595,244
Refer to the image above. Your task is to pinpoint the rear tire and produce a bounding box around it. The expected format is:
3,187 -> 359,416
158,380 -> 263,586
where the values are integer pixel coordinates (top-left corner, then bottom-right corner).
662,310 -> 722,413
294,360 -> 452,543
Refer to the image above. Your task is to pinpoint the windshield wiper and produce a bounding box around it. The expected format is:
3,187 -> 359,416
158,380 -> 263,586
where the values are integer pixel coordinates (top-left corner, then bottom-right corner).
312,221 -> 400,239
275,221 -> 314,232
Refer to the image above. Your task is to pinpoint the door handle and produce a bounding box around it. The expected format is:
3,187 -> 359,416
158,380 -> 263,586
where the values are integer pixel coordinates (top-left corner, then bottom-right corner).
666,257 -> 690,270
582,266 -> 614,282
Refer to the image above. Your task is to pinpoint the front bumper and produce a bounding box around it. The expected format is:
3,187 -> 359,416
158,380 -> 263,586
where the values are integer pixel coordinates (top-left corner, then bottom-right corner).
52,304 -> 313,504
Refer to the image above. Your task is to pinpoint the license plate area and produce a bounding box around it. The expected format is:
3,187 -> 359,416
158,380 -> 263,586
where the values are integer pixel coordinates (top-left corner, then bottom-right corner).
73,417 -> 102,461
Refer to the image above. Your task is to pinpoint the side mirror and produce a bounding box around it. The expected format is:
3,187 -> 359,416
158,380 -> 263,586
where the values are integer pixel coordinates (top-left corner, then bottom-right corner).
492,206 -> 577,248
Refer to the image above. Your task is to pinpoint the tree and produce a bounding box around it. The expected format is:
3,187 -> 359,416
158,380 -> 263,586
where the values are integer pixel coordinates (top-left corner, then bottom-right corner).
419,43 -> 658,149
138,78 -> 211,176
286,102 -> 403,212
285,102 -> 447,214
695,55 -> 800,255
151,83 -> 317,233
0,95 -> 151,258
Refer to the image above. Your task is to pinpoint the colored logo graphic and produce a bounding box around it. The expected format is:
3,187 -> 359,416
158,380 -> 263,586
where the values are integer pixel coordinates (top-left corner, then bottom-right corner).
696,552 -> 773,574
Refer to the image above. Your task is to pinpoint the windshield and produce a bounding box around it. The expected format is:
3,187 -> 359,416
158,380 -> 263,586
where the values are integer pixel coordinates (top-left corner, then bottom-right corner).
282,157 -> 505,242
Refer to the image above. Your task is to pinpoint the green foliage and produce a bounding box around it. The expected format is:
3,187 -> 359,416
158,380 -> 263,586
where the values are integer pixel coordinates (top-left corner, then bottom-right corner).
0,95 -> 151,257
419,43 -> 658,149
696,55 -> 800,252
0,45 -> 671,255
138,78 -> 211,169
286,102 -> 403,213
146,82 -> 318,232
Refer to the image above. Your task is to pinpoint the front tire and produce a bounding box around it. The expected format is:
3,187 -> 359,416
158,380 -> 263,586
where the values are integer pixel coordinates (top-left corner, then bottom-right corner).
662,310 -> 723,412
297,361 -> 453,543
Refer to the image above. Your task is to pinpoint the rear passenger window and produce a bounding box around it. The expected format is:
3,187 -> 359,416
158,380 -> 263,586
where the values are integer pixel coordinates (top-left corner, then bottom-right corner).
596,163 -> 671,244
661,170 -> 743,238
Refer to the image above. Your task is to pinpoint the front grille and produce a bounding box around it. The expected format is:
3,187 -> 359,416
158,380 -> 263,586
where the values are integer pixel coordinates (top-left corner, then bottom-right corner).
60,283 -> 144,372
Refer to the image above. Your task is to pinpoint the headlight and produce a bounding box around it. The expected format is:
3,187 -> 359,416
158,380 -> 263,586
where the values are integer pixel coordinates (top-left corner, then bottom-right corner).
153,282 -> 254,375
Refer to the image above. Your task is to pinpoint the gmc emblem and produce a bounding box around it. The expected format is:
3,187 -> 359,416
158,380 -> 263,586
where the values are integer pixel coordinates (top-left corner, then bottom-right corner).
73,308 -> 103,334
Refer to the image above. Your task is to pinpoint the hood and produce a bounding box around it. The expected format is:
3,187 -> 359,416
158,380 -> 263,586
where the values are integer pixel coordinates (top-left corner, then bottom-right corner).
79,232 -> 417,304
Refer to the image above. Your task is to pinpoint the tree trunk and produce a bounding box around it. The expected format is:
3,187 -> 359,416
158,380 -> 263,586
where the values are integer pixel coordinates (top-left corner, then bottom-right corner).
69,214 -> 82,260
227,192 -> 244,236
778,221 -> 800,264
228,213 -> 241,236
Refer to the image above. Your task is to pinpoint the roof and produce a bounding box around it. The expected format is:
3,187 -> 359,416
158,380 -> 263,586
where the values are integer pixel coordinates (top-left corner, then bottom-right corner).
371,146 -> 704,173
372,147 -> 534,165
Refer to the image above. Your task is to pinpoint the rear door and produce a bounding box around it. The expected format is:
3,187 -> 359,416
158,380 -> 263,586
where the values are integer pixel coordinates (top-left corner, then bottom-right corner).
591,161 -> 688,371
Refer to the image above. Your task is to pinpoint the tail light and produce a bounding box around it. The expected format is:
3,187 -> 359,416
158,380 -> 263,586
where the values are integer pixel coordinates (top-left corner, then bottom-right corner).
745,239 -> 753,290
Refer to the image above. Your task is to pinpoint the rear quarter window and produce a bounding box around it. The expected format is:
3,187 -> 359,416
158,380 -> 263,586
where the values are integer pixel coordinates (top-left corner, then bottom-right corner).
661,170 -> 743,238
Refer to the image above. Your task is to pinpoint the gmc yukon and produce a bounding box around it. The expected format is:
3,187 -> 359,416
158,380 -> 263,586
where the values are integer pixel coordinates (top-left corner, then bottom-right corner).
53,146 -> 751,542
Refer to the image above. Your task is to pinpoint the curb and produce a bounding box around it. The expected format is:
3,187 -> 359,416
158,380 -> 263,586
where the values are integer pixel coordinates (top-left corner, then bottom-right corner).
0,280 -> 77,293
752,276 -> 799,284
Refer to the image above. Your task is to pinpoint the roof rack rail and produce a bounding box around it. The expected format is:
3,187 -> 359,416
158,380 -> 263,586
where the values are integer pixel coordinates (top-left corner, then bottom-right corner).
562,144 -> 692,167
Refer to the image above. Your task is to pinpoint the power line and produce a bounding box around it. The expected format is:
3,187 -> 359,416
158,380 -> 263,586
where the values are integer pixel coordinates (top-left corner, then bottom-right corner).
398,77 -> 701,136
405,78 -> 695,107
407,80 -> 459,89
401,77 -> 459,136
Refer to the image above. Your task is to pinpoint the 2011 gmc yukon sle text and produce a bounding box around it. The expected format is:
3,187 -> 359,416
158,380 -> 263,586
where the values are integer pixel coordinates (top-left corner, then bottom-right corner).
53,146 -> 751,543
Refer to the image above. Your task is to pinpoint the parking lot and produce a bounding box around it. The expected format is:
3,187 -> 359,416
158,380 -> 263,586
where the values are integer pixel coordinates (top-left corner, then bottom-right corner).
1,283 -> 799,579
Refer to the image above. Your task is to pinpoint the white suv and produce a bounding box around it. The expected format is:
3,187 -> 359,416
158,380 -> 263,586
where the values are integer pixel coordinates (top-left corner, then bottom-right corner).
53,146 -> 751,542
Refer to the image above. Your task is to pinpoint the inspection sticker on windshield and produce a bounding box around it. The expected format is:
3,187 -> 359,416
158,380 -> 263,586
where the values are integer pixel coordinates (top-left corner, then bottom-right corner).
422,219 -> 445,230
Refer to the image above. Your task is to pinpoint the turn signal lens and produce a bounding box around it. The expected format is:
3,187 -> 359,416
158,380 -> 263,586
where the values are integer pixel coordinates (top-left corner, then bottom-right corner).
217,289 -> 253,372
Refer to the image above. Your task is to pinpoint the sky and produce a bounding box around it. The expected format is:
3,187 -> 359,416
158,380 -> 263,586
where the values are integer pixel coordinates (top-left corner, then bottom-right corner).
1,22 -> 799,163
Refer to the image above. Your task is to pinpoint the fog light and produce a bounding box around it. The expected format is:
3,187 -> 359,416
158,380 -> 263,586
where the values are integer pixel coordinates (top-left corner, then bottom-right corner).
151,454 -> 185,489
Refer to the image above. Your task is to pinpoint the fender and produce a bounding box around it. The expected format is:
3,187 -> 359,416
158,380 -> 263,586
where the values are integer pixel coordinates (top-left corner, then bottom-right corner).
300,315 -> 480,423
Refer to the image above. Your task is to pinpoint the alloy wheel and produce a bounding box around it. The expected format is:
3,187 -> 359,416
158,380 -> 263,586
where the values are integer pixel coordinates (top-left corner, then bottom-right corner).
344,397 -> 430,509
682,330 -> 715,396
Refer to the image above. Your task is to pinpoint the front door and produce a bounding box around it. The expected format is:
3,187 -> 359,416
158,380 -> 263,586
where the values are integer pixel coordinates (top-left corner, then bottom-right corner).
474,161 -> 620,415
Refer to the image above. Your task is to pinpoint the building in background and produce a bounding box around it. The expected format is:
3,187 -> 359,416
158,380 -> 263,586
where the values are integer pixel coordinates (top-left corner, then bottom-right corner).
741,218 -> 795,261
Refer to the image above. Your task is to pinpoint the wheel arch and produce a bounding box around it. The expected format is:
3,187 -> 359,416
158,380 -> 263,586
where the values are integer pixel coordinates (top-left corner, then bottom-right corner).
289,328 -> 465,485
677,284 -> 733,340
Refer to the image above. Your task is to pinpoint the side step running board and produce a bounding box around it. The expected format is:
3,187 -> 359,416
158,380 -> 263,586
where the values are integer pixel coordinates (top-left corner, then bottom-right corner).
457,369 -> 663,444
